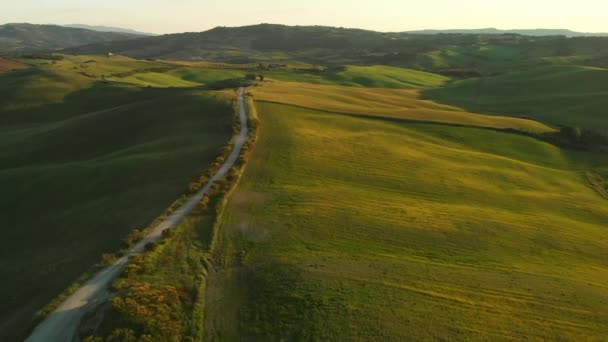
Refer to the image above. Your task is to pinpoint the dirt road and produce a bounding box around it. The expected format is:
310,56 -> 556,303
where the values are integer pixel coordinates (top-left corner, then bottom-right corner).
26,88 -> 249,342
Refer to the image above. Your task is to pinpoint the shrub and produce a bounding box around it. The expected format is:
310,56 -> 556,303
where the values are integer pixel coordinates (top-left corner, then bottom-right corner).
161,229 -> 174,239
122,229 -> 146,248
107,328 -> 137,342
100,253 -> 117,266
198,196 -> 210,211
187,181 -> 201,194
144,242 -> 158,252
111,283 -> 183,340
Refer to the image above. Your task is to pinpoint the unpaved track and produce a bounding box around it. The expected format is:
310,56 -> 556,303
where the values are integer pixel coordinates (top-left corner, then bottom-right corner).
26,88 -> 249,342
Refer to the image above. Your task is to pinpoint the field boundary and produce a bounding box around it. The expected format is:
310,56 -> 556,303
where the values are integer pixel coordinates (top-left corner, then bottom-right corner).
254,99 -> 555,137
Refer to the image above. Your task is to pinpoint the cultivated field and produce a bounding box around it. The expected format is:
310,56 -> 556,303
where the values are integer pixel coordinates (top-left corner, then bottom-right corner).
262,65 -> 449,88
206,101 -> 608,340
0,57 -> 29,73
251,81 -> 554,132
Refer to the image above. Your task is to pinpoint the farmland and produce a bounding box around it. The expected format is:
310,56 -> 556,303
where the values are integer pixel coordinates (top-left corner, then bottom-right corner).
0,57 -> 29,73
251,81 -> 553,132
205,101 -> 608,340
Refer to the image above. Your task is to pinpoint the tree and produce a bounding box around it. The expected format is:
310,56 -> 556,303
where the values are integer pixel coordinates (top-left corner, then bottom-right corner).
560,126 -> 582,141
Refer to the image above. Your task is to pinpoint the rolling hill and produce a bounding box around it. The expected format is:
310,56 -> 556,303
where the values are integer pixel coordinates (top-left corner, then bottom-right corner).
0,55 -> 234,341
64,24 -> 155,36
425,64 -> 608,131
251,81 -> 553,132
64,24 -> 608,69
205,100 -> 608,340
2,30 -> 607,339
0,23 -> 145,53
405,28 -> 608,37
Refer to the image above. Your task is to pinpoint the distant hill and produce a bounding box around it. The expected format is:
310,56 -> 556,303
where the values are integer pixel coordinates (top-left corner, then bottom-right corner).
405,28 -> 608,37
65,24 -> 608,67
64,24 -> 155,36
0,23 -> 145,53
66,24 -> 392,60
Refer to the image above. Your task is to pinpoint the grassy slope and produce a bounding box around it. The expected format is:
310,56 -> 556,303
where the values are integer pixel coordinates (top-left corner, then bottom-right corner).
110,72 -> 201,87
0,60 -> 233,341
206,101 -> 608,340
167,67 -> 247,84
163,65 -> 448,89
264,65 -> 449,89
251,81 -> 553,133
426,65 -> 608,130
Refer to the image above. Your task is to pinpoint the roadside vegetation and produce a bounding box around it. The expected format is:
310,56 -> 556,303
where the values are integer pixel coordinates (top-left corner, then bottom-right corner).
81,91 -> 259,341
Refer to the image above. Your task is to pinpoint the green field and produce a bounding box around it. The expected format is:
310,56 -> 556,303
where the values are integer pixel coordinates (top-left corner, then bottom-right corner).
205,101 -> 608,340
0,58 -> 234,341
426,64 -> 608,130
262,65 -> 449,89
252,81 -> 553,132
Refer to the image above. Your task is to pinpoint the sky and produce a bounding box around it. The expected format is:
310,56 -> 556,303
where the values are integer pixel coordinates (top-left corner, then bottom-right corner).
2,0 -> 607,34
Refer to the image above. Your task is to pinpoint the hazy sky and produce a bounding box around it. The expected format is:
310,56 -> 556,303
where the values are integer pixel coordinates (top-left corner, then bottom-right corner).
2,0 -> 607,34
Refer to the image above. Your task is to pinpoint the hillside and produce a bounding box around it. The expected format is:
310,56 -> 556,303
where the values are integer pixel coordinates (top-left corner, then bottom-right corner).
0,23 -> 144,53
251,81 -> 552,132
64,24 -> 155,36
425,64 -> 608,130
64,24 -> 608,71
0,55 -> 234,341
405,28 -> 608,37
205,100 -> 608,340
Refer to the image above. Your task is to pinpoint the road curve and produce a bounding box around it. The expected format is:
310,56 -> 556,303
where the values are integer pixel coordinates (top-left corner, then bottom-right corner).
26,88 -> 249,342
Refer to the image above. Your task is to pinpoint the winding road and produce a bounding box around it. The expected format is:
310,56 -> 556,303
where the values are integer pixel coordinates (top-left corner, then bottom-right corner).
26,88 -> 249,342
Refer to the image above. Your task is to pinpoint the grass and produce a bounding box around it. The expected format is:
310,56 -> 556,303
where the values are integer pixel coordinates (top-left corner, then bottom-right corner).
426,64 -> 608,130
206,101 -> 608,340
263,65 -> 449,89
251,81 -> 554,133
0,59 -> 234,341
163,64 -> 448,90
161,60 -> 256,69
167,67 -> 247,85
107,72 -> 201,87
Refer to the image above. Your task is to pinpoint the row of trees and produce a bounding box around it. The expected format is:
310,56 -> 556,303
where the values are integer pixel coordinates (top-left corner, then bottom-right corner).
245,73 -> 265,81
541,126 -> 608,150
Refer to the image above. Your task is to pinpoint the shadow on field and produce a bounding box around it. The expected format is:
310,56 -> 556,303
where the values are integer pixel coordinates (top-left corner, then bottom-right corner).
0,83 -> 233,341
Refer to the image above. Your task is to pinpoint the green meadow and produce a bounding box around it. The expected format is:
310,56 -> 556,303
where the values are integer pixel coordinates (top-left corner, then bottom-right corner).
206,101 -> 608,340
426,64 -> 608,130
252,81 -> 553,132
